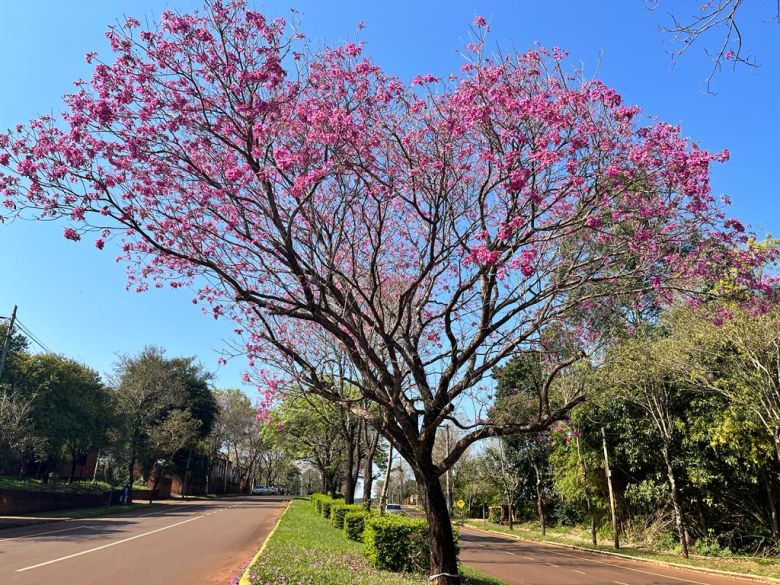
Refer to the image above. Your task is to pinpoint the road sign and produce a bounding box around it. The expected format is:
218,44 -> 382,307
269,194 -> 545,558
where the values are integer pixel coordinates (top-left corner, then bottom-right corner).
456,499 -> 465,509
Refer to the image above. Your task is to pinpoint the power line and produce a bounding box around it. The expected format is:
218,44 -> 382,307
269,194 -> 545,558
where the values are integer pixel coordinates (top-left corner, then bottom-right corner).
14,319 -> 55,354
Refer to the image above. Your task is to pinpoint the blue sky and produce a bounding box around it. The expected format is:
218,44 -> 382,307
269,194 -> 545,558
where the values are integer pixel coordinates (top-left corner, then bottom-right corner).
1,1 -> 778,392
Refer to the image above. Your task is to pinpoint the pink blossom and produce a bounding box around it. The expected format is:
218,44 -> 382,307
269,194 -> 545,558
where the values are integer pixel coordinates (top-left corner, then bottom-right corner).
63,227 -> 80,241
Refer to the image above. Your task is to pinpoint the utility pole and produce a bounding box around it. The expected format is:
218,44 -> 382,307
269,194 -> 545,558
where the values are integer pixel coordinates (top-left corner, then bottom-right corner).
601,427 -> 620,549
0,305 -> 18,379
379,441 -> 393,514
576,433 -> 597,546
444,424 -> 453,517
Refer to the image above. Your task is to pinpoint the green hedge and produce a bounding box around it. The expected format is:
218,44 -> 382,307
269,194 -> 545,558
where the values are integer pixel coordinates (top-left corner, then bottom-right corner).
344,510 -> 372,541
364,514 -> 448,573
331,503 -> 363,529
311,493 -> 328,514
322,497 -> 343,519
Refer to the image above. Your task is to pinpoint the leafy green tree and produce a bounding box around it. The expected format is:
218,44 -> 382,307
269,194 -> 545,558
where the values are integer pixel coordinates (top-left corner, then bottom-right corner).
147,409 -> 201,502
600,333 -> 693,557
19,354 -> 112,482
112,347 -> 186,492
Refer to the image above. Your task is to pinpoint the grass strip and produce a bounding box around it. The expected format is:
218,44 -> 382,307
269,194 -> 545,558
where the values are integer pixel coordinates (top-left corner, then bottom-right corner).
461,519 -> 780,581
246,498 -> 505,585
0,476 -> 118,494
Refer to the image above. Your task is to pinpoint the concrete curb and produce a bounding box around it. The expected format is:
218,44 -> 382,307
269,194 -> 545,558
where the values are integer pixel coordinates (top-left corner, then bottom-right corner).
238,499 -> 292,585
460,523 -> 780,584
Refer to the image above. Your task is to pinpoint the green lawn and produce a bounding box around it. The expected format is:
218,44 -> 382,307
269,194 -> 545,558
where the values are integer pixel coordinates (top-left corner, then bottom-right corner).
246,498 -> 505,585
462,519 -> 780,580
0,475 -> 116,494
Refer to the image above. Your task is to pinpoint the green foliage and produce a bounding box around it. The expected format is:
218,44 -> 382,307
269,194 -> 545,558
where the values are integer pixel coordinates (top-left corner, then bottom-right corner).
694,529 -> 733,557
332,502 -> 362,529
488,506 -> 502,523
363,514 -> 455,573
322,496 -> 343,519
248,499 -> 497,585
344,509 -> 371,541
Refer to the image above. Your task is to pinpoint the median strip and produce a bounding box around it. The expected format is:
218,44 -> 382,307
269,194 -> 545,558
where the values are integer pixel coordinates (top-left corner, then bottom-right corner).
237,499 -> 291,585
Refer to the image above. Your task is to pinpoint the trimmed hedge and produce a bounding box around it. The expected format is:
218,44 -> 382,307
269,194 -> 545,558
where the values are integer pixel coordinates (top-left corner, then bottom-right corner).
344,509 -> 371,541
322,497 -> 343,519
311,493 -> 328,515
364,515 -> 433,573
331,503 -> 363,529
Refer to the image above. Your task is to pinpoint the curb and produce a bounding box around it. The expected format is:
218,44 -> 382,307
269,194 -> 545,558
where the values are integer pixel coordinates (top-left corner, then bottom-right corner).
238,499 -> 292,585
459,523 -> 780,585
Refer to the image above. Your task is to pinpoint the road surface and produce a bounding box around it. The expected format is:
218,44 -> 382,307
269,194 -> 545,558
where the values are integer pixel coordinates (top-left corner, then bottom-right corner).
458,526 -> 764,585
0,495 -> 287,585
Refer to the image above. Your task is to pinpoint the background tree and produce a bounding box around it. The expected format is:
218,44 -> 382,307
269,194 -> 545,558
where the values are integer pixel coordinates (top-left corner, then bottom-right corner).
112,347 -> 185,494
147,409 -> 201,502
600,333 -> 694,557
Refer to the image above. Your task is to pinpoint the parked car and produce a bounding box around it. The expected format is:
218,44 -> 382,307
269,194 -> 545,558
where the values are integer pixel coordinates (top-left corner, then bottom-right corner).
252,485 -> 274,495
385,503 -> 403,514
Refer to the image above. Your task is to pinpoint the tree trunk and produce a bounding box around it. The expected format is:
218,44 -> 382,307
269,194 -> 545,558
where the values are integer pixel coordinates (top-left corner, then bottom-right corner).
576,435 -> 597,546
127,456 -> 136,504
507,499 -> 514,531
416,468 -> 460,584
362,437 -> 377,506
763,471 -> 780,539
601,427 -> 619,549
662,445 -> 689,558
68,450 -> 77,484
344,445 -> 356,504
533,463 -> 546,536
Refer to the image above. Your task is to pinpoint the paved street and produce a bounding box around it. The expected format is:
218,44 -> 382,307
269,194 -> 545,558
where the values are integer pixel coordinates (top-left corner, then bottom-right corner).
458,527 -> 763,585
0,496 -> 287,585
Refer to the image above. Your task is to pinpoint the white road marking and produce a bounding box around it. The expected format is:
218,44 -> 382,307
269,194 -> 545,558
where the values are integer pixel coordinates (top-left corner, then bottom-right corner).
614,581 -> 631,585
0,526 -> 85,541
546,562 -> 560,568
527,547 -> 712,585
572,569 -> 587,575
16,515 -> 203,572
523,555 -> 535,561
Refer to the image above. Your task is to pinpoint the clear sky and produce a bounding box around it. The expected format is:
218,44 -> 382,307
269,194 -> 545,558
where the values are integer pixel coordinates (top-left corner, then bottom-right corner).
1,1 -> 778,393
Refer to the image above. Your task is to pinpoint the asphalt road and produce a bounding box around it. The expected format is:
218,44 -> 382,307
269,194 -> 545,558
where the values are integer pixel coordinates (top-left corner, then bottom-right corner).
458,526 -> 764,585
0,495 -> 288,585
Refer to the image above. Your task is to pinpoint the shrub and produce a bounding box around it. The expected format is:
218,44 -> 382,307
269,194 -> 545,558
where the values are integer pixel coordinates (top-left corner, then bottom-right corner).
344,510 -> 371,541
311,493 -> 327,514
488,506 -> 502,523
363,515 -> 458,573
332,503 -> 363,529
322,497 -> 343,519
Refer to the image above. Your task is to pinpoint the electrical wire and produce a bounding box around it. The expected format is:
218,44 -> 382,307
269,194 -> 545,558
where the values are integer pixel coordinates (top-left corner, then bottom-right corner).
14,319 -> 55,354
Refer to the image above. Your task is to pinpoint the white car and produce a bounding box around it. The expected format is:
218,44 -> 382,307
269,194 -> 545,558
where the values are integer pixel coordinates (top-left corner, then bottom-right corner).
385,503 -> 403,514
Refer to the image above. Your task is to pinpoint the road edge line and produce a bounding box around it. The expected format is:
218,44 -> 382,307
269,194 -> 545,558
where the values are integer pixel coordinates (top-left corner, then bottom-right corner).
238,499 -> 292,585
458,523 -> 780,585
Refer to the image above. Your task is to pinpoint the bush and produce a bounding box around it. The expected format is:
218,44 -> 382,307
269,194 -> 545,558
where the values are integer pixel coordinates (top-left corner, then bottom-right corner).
488,506 -> 502,524
364,515 -> 457,573
332,503 -> 363,529
344,510 -> 371,541
311,493 -> 328,514
322,497 -> 343,519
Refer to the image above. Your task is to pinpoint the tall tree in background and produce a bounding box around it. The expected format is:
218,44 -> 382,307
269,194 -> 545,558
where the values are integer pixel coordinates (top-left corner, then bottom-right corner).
113,347 -> 185,493
0,3 -> 771,579
212,388 -> 263,492
601,333 -> 693,557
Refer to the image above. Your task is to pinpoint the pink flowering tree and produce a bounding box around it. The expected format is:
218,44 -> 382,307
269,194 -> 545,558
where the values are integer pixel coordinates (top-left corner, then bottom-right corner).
0,2 -> 772,581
